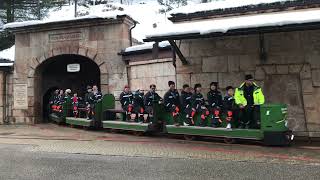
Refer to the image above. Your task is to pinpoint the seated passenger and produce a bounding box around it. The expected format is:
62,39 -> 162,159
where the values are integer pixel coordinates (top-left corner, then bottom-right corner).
192,84 -> 210,126
223,86 -> 236,129
85,86 -> 93,120
133,89 -> 145,122
163,81 -> 181,125
120,85 -> 134,120
207,82 -> 223,127
55,89 -> 65,113
235,74 -> 265,129
89,85 -> 103,117
50,89 -> 59,112
144,84 -> 162,122
72,93 -> 80,118
180,84 -> 194,125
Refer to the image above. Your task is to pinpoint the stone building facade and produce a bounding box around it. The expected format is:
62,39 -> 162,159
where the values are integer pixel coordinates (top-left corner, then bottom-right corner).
3,15 -> 135,124
172,31 -> 320,137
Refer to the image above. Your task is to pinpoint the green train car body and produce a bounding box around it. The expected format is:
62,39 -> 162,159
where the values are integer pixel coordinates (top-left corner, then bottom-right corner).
59,94 -> 292,145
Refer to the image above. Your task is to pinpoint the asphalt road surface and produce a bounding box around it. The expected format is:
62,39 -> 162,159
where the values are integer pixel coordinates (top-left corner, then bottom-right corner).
0,143 -> 319,180
0,124 -> 319,180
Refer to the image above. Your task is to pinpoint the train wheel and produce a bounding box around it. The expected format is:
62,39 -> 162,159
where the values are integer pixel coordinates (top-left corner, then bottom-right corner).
183,135 -> 196,141
132,131 -> 144,136
224,138 -> 235,144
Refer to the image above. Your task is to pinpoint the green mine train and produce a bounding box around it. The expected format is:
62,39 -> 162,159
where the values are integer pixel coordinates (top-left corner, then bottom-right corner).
49,94 -> 294,146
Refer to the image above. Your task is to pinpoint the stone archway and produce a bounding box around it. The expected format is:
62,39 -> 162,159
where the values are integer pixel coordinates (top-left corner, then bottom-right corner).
28,46 -> 109,123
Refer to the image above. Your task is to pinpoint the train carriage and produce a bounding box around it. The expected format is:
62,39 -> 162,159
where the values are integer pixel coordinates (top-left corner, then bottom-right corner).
57,94 -> 293,146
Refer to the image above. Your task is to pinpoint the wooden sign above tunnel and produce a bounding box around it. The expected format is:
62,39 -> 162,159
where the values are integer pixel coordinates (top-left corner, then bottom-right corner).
67,63 -> 80,72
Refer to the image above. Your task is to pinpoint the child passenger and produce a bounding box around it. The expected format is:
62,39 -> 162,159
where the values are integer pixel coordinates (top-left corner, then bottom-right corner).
223,86 -> 235,129
192,84 -> 210,126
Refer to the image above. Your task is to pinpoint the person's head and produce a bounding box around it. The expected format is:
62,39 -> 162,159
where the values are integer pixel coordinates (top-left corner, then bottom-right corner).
59,90 -> 64,95
210,82 -> 218,91
245,74 -> 254,87
73,93 -> 77,97
124,85 -> 130,93
168,81 -> 175,90
226,86 -> 234,96
87,85 -> 92,93
183,84 -> 190,93
54,89 -> 59,95
139,88 -> 144,94
150,84 -> 156,92
92,85 -> 98,91
194,83 -> 202,93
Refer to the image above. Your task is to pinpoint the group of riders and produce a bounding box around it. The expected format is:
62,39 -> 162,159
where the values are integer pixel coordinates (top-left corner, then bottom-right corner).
48,74 -> 265,129
120,74 -> 265,129
49,85 -> 102,119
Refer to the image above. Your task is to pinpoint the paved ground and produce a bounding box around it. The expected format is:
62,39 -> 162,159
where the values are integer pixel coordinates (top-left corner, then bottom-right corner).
0,124 -> 319,179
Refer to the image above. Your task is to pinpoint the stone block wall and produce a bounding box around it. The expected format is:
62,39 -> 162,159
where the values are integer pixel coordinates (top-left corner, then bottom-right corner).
128,58 -> 175,97
8,17 -> 133,124
176,30 -> 320,137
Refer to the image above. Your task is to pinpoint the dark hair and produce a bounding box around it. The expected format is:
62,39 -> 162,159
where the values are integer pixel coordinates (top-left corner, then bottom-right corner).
210,82 -> 218,87
245,74 -> 254,80
150,84 -> 156,88
194,83 -> 202,90
182,84 -> 189,89
226,86 -> 234,91
168,81 -> 175,86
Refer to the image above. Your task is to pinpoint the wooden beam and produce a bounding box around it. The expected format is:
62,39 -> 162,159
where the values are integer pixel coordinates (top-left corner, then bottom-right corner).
168,40 -> 188,65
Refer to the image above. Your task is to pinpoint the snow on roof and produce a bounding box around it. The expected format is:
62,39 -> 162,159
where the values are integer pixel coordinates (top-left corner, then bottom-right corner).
147,8 -> 320,39
0,45 -> 15,62
170,0 -> 295,15
3,14 -> 128,29
124,41 -> 170,53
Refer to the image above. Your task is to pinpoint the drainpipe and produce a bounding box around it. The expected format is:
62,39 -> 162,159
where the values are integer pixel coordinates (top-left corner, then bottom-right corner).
129,21 -> 137,46
3,71 -> 7,124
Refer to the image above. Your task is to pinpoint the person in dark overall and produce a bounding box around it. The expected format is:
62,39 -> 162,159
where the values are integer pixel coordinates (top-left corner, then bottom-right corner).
223,86 -> 236,129
120,85 -> 134,121
133,89 -> 145,122
50,89 -> 59,113
55,89 -> 65,114
85,86 -> 93,120
180,84 -> 194,125
192,84 -> 210,126
207,82 -> 223,127
144,84 -> 162,123
235,74 -> 265,129
163,81 -> 181,125
89,85 -> 103,119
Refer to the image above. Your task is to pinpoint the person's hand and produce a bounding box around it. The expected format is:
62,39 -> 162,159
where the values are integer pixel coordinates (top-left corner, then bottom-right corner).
240,105 -> 245,109
192,108 -> 196,111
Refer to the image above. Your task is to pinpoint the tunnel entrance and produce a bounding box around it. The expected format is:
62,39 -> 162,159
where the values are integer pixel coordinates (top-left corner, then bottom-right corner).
35,54 -> 101,122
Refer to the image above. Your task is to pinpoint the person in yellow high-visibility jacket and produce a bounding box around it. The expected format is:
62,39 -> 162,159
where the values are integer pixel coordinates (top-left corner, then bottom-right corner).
234,74 -> 265,129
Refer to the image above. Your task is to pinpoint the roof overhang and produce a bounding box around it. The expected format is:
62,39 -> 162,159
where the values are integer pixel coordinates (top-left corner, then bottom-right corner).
144,21 -> 320,42
5,15 -> 137,34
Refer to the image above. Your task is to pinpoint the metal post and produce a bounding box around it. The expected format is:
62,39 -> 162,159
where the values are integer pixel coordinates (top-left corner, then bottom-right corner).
74,0 -> 78,17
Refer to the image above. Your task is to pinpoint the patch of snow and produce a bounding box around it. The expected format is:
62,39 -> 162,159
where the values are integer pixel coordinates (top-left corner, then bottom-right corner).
124,41 -> 170,52
0,63 -> 14,67
147,8 -> 320,39
0,45 -> 15,62
170,0 -> 295,15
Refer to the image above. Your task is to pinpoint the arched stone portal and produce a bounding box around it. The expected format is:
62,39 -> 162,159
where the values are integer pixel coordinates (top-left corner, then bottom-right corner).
7,15 -> 134,124
35,54 -> 101,121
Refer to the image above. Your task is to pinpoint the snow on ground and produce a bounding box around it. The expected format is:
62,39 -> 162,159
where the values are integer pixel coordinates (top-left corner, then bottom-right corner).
147,8 -> 320,39
124,41 -> 170,52
170,0 -> 295,15
0,45 -> 15,63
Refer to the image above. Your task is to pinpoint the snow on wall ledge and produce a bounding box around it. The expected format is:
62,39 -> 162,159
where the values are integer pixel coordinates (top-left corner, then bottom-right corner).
147,8 -> 320,38
0,45 -> 15,62
124,41 -> 170,53
3,13 -> 129,29
169,0 -> 295,15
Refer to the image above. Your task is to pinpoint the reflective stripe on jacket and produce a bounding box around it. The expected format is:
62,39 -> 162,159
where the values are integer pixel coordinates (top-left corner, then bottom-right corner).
234,82 -> 265,106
